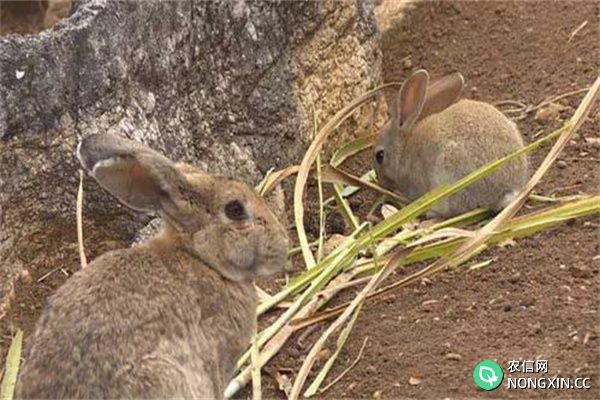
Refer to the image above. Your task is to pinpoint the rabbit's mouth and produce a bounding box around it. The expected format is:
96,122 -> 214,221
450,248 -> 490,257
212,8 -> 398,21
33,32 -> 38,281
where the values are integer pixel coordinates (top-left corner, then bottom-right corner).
234,221 -> 254,231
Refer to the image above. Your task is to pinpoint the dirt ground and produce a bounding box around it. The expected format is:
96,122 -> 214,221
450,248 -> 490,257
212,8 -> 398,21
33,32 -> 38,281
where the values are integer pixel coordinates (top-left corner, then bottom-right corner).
1,1 -> 599,399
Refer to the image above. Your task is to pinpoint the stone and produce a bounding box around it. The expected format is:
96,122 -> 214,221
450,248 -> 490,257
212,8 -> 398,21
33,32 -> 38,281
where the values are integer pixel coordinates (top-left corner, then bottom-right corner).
409,377 -> 422,385
444,352 -> 462,361
0,0 -> 382,316
534,102 -> 568,121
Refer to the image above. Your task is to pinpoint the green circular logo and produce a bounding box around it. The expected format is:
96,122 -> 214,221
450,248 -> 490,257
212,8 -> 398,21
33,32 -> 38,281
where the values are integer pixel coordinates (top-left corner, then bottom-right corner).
473,360 -> 504,391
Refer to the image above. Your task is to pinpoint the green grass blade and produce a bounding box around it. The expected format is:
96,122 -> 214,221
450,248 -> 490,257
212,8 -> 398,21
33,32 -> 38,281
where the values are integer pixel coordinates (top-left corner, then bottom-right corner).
315,108 -> 326,263
330,134 -> 377,167
303,305 -> 362,397
241,224 -> 368,368
333,184 -> 360,231
1,329 -> 23,400
294,83 -> 402,270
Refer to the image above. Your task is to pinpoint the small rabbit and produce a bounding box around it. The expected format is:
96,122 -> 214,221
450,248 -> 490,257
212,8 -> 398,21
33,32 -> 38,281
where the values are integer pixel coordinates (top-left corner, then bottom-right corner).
16,134 -> 288,399
373,69 -> 528,217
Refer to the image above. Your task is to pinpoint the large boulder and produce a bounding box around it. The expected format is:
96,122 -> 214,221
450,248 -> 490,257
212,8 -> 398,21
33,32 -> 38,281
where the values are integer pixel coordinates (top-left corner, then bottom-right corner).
0,0 -> 381,318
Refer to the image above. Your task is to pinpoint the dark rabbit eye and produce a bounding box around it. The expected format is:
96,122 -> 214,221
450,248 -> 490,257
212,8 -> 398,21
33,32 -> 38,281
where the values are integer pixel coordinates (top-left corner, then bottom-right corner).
375,149 -> 385,164
224,200 -> 247,221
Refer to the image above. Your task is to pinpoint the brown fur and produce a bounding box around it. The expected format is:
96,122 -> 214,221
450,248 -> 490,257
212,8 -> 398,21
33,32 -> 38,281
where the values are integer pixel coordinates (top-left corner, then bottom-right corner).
16,134 -> 288,398
374,70 -> 528,217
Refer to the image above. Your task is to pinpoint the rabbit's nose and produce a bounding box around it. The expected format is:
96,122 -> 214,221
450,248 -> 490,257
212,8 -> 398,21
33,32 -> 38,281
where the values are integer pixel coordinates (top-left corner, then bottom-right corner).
377,173 -> 394,190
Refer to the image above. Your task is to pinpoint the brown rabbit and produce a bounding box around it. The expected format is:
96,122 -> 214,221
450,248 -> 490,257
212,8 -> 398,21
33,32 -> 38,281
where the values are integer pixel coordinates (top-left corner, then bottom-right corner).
16,134 -> 288,399
373,69 -> 528,217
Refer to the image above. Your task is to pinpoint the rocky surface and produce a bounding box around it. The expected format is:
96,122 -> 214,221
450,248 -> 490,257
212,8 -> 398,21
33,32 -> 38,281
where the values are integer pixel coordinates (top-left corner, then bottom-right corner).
0,0 -> 382,314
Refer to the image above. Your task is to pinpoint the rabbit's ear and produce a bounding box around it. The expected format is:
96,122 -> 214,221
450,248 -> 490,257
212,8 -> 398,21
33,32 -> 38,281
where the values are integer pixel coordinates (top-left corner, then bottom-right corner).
77,134 -> 205,231
395,69 -> 429,131
419,72 -> 464,121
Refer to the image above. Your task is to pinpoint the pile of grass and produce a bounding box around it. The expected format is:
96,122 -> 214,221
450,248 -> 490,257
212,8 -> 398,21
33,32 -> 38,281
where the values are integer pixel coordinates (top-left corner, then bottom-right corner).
226,76 -> 600,399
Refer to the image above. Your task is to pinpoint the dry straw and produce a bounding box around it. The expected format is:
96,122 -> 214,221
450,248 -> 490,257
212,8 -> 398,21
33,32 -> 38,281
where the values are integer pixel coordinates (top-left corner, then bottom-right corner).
0,329 -> 23,400
77,170 -> 87,269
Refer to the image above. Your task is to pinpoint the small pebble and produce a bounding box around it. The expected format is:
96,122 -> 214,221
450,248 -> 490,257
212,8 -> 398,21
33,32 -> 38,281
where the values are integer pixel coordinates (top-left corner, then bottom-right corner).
556,160 -> 567,169
508,272 -> 521,284
20,269 -> 32,284
535,102 -> 567,121
584,137 -> 600,149
445,353 -> 462,361
409,377 -> 422,386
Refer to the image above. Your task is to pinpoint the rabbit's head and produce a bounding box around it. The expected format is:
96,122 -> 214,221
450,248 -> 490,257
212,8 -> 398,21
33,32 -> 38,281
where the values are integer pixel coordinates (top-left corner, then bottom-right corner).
78,134 -> 289,282
373,69 -> 464,188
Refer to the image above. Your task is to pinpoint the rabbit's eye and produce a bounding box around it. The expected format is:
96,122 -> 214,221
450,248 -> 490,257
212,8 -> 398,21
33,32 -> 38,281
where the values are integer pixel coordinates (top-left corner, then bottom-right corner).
375,149 -> 384,164
224,200 -> 247,221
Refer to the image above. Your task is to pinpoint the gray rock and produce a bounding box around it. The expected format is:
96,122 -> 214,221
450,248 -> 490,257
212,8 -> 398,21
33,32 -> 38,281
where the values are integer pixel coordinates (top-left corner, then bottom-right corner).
0,0 -> 381,314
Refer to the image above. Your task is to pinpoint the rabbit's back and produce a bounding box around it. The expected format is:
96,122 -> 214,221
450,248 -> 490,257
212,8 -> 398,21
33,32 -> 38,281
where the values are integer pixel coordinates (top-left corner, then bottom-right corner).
417,100 -> 523,151
16,243 -> 256,398
406,99 -> 527,215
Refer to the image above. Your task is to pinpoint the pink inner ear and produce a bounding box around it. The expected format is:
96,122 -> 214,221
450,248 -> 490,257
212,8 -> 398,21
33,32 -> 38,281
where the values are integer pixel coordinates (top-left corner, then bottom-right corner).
127,162 -> 160,197
398,72 -> 429,129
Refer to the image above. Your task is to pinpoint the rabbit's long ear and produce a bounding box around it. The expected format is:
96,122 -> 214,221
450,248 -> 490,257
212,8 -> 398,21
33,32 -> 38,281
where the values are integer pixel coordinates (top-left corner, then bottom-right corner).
394,69 -> 429,131
419,72 -> 464,121
77,134 -> 206,231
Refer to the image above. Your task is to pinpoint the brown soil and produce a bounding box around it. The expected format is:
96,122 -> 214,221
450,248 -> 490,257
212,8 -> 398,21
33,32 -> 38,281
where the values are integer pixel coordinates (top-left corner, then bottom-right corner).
2,1 -> 599,399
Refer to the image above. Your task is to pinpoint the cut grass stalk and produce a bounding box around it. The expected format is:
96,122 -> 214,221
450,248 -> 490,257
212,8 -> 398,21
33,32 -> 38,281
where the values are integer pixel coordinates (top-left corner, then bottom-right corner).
315,108 -> 326,263
330,133 -> 377,168
238,224 -> 369,369
284,167 -> 600,327
528,193 -> 590,203
322,165 -> 408,204
251,325 -> 262,400
294,83 -> 402,270
258,165 -> 301,196
225,269 -> 362,399
319,336 -> 369,394
295,195 -> 600,327
257,223 -> 368,317
303,304 -> 362,397
332,184 -> 360,231
323,170 -> 377,207
255,167 -> 275,194
289,248 -> 411,399
468,259 -> 494,271
0,329 -> 23,400
288,240 -> 319,258
77,170 -> 87,269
